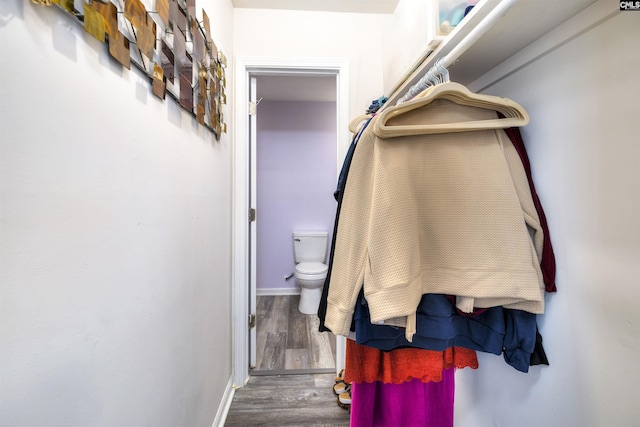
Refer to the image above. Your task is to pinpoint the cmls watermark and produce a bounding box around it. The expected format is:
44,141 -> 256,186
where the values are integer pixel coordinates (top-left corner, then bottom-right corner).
620,1 -> 640,10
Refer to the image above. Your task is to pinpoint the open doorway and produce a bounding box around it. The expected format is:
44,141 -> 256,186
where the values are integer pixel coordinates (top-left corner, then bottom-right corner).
250,74 -> 338,375
233,58 -> 350,386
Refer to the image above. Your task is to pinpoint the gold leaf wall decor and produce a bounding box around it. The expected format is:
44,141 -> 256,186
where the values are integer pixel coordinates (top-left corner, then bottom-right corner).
156,0 -> 170,27
174,4 -> 187,33
196,94 -> 205,125
161,41 -> 175,82
152,63 -> 167,100
179,53 -> 193,111
208,38 -> 218,64
83,2 -> 106,43
198,68 -> 207,97
39,0 -> 227,139
218,51 -> 227,68
210,75 -> 218,97
180,74 -> 193,111
202,9 -> 212,44
136,17 -> 156,59
210,90 -> 220,129
31,0 -> 53,7
186,0 -> 196,18
169,0 -> 179,31
208,75 -> 218,120
91,1 -> 117,38
124,0 -> 147,30
52,0 -> 75,14
191,18 -> 205,64
173,25 -> 187,66
109,31 -> 131,70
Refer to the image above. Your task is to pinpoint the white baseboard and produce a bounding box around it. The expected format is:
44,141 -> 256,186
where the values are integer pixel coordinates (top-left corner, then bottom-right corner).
256,287 -> 301,296
212,376 -> 235,427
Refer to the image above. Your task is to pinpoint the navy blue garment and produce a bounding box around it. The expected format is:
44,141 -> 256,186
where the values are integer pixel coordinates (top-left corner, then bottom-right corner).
354,291 -> 539,373
319,117 -> 373,332
334,117 -> 373,201
530,329 -> 549,366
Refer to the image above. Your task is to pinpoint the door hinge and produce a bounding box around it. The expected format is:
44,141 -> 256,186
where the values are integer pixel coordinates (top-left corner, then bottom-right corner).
249,101 -> 257,116
249,208 -> 256,222
248,313 -> 256,329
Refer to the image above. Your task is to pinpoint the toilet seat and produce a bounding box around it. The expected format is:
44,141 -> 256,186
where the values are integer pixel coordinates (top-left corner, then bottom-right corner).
295,261 -> 328,276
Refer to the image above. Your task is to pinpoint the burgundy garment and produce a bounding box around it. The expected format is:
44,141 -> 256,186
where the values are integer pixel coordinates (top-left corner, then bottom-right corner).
350,368 -> 455,427
502,124 -> 557,292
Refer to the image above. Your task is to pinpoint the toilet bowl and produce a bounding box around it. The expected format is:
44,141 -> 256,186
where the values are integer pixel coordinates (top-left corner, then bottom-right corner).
294,261 -> 328,314
292,231 -> 328,314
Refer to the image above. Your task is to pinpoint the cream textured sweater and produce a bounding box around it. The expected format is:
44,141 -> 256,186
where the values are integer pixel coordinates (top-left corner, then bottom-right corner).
324,101 -> 545,339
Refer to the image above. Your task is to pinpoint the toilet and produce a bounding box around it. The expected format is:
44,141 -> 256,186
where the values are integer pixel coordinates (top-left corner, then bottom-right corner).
293,231 -> 329,315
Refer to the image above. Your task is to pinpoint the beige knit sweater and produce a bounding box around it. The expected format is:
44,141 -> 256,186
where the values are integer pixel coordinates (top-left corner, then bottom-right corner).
324,101 -> 545,339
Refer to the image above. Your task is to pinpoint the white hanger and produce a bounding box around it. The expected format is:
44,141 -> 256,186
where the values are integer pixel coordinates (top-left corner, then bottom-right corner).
348,114 -> 373,133
374,81 -> 529,138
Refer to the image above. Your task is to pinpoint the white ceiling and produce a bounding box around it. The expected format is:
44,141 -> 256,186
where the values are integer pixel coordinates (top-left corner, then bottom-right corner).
255,75 -> 336,102
232,0 -> 399,14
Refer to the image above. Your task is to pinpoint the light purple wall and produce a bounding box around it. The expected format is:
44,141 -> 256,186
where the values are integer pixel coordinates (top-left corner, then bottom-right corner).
256,101 -> 337,292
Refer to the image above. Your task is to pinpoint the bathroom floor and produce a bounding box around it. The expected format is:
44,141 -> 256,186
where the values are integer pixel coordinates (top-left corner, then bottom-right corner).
253,295 -> 336,372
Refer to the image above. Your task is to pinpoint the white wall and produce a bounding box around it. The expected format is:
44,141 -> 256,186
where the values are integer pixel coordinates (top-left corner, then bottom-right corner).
0,0 -> 235,425
381,0 -> 433,95
453,11 -> 640,427
256,101 -> 337,294
233,8 -> 389,119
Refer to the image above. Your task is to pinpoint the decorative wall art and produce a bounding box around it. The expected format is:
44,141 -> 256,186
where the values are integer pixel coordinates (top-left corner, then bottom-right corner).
31,0 -> 228,139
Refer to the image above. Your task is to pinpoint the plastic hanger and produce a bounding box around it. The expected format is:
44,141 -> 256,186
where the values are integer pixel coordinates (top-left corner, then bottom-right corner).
433,59 -> 450,85
396,59 -> 450,104
348,114 -> 373,133
374,81 -> 529,138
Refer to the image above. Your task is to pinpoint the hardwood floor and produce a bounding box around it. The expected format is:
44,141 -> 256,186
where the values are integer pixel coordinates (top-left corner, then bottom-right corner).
224,373 -> 350,426
254,295 -> 336,373
225,297 -> 347,426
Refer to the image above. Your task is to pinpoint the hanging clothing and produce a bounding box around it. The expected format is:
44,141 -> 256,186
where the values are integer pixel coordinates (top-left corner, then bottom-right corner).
344,339 -> 477,385
318,118 -> 374,334
324,102 -> 545,341
318,120 -> 557,335
502,123 -> 557,292
334,117 -> 374,201
529,328 -> 550,366
350,369 -> 455,427
318,111 -> 554,371
353,291 -> 539,373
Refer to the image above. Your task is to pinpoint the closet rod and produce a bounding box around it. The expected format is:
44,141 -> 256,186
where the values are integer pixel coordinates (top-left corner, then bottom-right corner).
392,0 -> 520,105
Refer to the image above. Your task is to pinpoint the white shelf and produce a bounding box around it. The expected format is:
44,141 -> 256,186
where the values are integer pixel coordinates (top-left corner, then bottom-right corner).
385,0 -> 602,105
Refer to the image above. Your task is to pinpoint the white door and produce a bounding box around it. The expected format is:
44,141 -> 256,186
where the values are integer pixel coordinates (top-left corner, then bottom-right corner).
248,76 -> 258,369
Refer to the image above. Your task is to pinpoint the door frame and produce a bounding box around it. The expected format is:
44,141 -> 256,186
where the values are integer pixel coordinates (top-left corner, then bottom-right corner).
232,56 -> 350,387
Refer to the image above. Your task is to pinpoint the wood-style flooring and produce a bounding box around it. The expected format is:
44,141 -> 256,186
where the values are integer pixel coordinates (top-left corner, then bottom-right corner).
254,295 -> 336,373
224,373 -> 350,426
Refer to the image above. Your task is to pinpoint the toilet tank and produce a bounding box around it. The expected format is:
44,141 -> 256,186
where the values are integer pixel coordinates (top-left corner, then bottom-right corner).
293,231 -> 328,263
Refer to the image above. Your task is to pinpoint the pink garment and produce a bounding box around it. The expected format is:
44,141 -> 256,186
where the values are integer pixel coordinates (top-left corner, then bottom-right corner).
350,368 -> 455,427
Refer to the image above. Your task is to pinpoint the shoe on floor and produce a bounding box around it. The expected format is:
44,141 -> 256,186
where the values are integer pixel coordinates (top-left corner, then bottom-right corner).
333,381 -> 350,395
338,390 -> 352,405
337,389 -> 352,411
